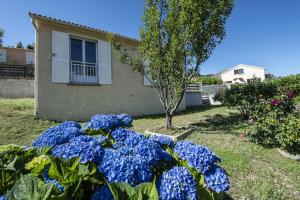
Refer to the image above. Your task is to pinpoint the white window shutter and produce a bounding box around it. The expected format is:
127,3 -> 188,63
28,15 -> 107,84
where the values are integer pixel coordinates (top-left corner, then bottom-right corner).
143,60 -> 152,86
26,52 -> 35,65
0,49 -> 6,63
98,40 -> 112,84
52,31 -> 70,83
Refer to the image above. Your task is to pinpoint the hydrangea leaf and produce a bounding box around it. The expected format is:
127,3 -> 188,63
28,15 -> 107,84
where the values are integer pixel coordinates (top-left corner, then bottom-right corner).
6,174 -> 56,200
47,156 -> 101,198
25,155 -> 51,176
48,157 -> 84,186
197,188 -> 214,200
107,182 -> 135,200
0,146 -> 37,195
133,177 -> 159,200
0,145 -> 23,154
0,170 -> 15,195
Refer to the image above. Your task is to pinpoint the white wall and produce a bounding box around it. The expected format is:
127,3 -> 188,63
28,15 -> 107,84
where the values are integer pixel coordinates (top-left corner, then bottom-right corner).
0,79 -> 34,98
185,92 -> 202,107
221,65 -> 265,83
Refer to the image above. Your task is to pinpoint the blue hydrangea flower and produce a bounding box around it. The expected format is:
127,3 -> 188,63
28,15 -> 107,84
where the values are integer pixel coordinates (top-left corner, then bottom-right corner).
43,169 -> 64,192
117,113 -> 133,127
133,139 -> 165,166
110,128 -> 136,141
160,150 -> 173,162
149,135 -> 174,147
58,121 -> 81,130
70,135 -> 108,144
89,114 -> 121,132
204,165 -> 230,193
174,141 -> 220,173
0,194 -> 6,200
123,131 -> 147,147
157,166 -> 198,200
112,141 -> 125,149
98,148 -> 152,186
91,185 -> 114,200
32,122 -> 82,148
51,138 -> 103,163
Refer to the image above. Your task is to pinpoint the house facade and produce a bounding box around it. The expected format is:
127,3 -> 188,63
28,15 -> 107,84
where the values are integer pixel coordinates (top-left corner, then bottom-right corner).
30,13 -> 199,121
219,64 -> 265,84
0,46 -> 34,66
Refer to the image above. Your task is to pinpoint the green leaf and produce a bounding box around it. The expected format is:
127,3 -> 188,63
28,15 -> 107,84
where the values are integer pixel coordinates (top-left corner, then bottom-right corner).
107,181 -> 136,200
6,174 -> 56,200
197,187 -> 214,200
25,155 -> 51,176
0,146 -> 37,195
0,170 -> 16,195
47,157 -> 103,199
132,177 -> 159,200
48,157 -> 82,186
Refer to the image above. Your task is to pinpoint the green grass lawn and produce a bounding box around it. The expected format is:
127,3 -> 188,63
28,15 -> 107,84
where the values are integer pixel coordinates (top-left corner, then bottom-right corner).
0,98 -> 300,199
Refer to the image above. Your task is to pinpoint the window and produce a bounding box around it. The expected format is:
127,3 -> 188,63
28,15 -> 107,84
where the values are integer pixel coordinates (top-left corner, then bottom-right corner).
234,69 -> 244,75
85,41 -> 96,63
70,38 -> 83,62
70,37 -> 97,83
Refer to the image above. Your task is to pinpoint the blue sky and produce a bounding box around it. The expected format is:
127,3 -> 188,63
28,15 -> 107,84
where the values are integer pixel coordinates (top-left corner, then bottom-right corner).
0,0 -> 299,76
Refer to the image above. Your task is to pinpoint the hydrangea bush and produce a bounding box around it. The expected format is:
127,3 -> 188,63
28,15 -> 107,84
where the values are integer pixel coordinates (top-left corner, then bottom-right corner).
0,113 -> 230,200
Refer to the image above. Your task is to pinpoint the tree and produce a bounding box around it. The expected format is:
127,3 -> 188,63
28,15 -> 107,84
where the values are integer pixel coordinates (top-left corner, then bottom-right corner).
16,41 -> 24,48
26,43 -> 35,50
0,28 -> 4,46
109,0 -> 233,129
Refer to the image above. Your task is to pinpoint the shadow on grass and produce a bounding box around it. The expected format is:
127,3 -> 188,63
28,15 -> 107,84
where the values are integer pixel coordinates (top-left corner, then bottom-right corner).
191,113 -> 247,134
224,194 -> 234,200
134,105 -> 222,120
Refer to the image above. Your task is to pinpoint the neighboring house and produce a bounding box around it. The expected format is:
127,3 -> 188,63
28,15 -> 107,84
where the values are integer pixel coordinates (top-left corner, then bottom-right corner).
0,47 -> 35,98
30,13 -> 202,121
0,46 -> 34,66
218,64 -> 265,84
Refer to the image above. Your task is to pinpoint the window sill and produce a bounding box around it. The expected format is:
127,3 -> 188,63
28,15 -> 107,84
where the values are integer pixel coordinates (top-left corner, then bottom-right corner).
68,82 -> 100,86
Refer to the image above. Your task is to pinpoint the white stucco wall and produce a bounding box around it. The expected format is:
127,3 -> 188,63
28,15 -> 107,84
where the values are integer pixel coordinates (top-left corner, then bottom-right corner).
220,64 -> 265,84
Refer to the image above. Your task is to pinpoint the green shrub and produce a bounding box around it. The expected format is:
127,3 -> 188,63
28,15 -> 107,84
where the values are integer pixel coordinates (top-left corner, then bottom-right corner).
214,80 -> 277,119
246,92 -> 299,153
269,74 -> 300,96
278,115 -> 300,154
246,113 -> 280,147
250,93 -> 296,120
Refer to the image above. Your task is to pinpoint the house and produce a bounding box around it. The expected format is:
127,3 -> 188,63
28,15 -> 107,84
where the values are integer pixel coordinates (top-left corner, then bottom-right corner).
218,64 -> 265,84
0,46 -> 34,66
30,13 -> 202,121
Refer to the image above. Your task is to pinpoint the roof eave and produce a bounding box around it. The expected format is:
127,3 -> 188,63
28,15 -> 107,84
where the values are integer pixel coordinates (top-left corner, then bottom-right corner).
220,64 -> 265,75
29,12 -> 140,45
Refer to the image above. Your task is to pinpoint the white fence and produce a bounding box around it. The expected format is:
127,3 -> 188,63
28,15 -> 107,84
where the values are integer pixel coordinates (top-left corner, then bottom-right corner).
186,83 -> 202,92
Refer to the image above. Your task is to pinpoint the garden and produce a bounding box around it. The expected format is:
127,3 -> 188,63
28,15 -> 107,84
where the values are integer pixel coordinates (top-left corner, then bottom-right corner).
0,95 -> 300,199
1,109 -> 229,200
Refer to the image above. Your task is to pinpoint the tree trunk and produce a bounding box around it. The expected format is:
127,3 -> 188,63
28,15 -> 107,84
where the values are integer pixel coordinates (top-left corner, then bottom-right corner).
166,112 -> 173,130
